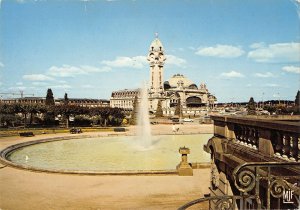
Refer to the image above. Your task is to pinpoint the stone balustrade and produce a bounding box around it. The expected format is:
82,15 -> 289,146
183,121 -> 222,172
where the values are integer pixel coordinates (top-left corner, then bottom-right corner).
211,115 -> 300,162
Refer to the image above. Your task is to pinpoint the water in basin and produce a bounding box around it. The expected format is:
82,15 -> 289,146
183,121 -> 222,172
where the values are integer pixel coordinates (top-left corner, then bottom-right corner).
8,134 -> 212,172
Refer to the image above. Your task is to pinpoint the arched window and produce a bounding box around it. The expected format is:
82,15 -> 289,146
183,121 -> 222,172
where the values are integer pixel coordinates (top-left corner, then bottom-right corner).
186,96 -> 203,107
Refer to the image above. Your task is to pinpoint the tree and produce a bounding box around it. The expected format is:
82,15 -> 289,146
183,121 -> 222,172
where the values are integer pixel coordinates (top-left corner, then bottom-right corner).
19,103 -> 33,128
155,100 -> 163,117
45,89 -> 55,106
174,98 -> 182,117
109,107 -> 125,126
0,103 -> 22,127
64,93 -> 69,105
295,90 -> 300,106
44,88 -> 56,126
247,97 -> 256,115
130,96 -> 138,125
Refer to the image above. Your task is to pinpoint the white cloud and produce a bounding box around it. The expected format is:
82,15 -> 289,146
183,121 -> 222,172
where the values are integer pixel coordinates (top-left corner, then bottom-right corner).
16,82 -> 23,85
282,65 -> 300,74
248,42 -> 300,63
9,86 -> 27,91
32,82 -> 48,86
102,54 -> 186,69
165,55 -> 186,67
81,84 -> 93,88
47,65 -> 110,77
291,0 -> 300,18
249,42 -> 265,49
220,71 -> 245,78
264,84 -> 280,87
101,56 -> 147,69
196,45 -> 245,58
0,62 -> 4,68
50,84 -> 71,89
254,72 -> 275,78
23,74 -> 54,81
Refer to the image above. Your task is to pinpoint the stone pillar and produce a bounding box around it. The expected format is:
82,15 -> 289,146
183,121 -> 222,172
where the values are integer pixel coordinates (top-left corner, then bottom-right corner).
177,147 -> 193,176
258,129 -> 274,156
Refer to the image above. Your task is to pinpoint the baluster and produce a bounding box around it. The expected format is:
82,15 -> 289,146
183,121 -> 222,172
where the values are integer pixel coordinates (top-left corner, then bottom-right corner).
238,126 -> 242,142
289,134 -> 299,162
235,125 -> 241,143
248,128 -> 254,147
253,129 -> 259,149
246,128 -> 251,146
244,127 -> 248,143
298,137 -> 300,162
240,126 -> 245,144
274,132 -> 283,157
282,134 -> 291,160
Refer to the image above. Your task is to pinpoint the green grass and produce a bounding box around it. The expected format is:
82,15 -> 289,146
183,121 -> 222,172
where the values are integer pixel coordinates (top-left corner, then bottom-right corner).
0,127 -> 116,138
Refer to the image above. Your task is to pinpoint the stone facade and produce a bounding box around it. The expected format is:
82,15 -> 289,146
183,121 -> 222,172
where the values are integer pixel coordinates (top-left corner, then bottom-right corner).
1,97 -> 110,108
110,36 -> 217,116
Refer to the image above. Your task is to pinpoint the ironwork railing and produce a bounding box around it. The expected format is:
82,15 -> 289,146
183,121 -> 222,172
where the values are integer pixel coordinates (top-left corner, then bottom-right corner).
178,195 -> 256,210
178,162 -> 300,210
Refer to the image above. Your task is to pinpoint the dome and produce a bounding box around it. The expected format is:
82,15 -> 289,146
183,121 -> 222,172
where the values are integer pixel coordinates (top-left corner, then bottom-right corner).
149,38 -> 164,52
188,84 -> 198,89
168,74 -> 193,88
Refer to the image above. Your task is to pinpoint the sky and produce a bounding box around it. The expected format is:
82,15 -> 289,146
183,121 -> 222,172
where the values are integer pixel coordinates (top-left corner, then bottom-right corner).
0,0 -> 299,103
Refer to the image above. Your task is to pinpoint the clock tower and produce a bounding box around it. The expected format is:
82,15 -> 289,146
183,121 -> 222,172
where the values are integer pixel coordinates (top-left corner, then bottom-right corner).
147,34 -> 166,97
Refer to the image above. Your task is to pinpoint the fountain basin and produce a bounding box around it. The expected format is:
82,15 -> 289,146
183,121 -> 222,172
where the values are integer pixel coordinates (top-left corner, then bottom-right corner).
0,134 -> 212,175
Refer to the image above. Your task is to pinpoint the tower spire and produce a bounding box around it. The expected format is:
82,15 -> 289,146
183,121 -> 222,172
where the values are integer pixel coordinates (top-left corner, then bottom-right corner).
155,32 -> 159,38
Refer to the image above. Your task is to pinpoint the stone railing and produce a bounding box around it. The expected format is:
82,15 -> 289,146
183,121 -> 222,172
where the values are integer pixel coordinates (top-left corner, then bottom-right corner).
211,116 -> 300,162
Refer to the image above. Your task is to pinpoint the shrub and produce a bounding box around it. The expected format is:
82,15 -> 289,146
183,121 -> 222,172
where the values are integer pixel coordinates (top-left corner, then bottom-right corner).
73,115 -> 92,127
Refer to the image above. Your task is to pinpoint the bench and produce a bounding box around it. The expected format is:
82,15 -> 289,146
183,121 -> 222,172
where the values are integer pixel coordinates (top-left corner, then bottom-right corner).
70,128 -> 82,134
19,132 -> 34,137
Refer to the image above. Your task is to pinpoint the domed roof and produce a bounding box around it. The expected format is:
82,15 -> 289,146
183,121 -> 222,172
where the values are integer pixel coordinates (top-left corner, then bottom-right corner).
168,74 -> 194,88
149,38 -> 164,52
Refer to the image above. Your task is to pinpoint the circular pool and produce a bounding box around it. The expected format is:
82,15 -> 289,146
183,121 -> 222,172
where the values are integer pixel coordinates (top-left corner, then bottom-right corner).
1,134 -> 212,174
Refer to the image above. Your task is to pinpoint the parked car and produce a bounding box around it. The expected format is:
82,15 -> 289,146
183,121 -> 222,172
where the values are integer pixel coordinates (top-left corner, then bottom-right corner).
171,117 -> 180,123
183,118 -> 193,122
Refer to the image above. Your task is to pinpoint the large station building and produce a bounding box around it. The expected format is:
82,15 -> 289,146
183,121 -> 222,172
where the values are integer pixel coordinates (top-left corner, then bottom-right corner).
110,36 -> 217,116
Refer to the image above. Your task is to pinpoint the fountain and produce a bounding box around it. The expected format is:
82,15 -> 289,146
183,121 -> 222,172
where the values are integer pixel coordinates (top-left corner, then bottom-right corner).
136,82 -> 152,149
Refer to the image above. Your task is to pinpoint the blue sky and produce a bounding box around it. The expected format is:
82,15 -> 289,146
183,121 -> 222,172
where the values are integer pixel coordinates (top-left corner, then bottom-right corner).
0,0 -> 299,102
